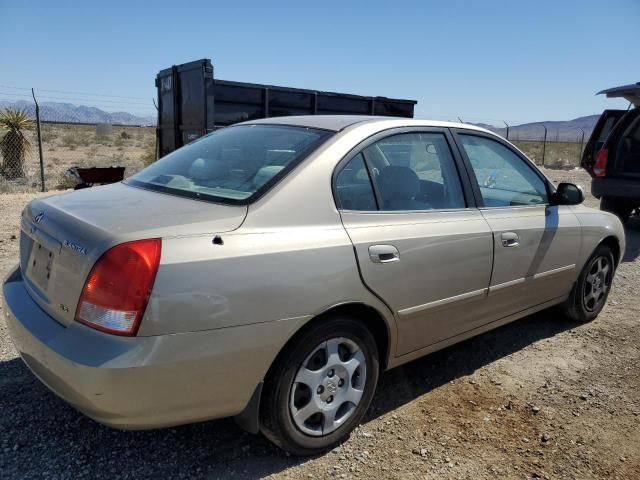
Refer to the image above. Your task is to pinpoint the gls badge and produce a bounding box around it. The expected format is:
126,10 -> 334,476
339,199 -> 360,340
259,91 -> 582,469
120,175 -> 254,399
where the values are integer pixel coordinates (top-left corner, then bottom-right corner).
63,240 -> 88,256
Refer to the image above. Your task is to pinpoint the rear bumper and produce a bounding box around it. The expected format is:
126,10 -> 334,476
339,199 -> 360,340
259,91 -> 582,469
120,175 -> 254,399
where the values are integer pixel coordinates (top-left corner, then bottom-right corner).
591,177 -> 640,201
2,266 -> 307,429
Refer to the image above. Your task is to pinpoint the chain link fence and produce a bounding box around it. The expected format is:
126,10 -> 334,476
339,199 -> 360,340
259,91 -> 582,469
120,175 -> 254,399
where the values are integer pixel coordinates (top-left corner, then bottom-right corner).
507,128 -> 587,169
0,87 -> 156,193
445,118 -> 589,169
39,121 -> 155,189
1,92 -> 592,193
0,119 -> 156,193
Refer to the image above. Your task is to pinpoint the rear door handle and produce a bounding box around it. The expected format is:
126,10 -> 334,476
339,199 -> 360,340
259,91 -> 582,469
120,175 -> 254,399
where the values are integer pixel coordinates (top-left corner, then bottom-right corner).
368,244 -> 400,263
501,232 -> 520,247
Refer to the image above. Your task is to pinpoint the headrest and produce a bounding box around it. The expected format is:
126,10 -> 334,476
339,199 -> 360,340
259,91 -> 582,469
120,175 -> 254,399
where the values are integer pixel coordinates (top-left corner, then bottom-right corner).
378,166 -> 420,200
187,158 -> 227,180
254,165 -> 285,188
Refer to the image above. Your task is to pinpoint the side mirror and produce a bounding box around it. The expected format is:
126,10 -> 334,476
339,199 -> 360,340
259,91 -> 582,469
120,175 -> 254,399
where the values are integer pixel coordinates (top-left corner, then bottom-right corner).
552,182 -> 584,205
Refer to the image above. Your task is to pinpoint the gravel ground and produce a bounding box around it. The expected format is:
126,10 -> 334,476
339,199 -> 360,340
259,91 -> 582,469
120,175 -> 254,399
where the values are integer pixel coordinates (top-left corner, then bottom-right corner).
1,168 -> 639,479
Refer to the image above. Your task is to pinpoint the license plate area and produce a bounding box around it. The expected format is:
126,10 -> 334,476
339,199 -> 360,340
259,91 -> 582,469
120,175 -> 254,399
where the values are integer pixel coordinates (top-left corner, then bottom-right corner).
26,242 -> 55,292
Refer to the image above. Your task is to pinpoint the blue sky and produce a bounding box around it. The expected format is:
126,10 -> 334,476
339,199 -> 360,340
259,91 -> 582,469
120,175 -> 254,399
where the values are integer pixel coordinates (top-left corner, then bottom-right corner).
1,0 -> 639,124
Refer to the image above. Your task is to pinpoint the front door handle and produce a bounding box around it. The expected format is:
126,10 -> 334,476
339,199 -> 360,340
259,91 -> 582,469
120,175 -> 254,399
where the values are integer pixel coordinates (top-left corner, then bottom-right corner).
368,244 -> 400,263
501,232 -> 520,247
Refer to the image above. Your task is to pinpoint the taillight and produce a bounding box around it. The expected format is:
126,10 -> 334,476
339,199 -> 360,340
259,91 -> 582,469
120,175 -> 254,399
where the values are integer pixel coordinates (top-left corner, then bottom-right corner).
75,239 -> 161,336
593,148 -> 608,177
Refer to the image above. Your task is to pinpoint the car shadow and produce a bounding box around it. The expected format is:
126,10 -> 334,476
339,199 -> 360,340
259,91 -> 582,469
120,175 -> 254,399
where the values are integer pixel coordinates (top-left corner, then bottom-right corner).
622,217 -> 640,262
0,307 -> 578,480
366,308 -> 577,423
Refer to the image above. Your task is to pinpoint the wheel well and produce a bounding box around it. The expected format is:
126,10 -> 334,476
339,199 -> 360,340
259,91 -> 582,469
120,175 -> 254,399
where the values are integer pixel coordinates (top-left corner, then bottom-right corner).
241,302 -> 391,434
601,235 -> 622,266
267,303 -> 391,377
313,303 -> 391,370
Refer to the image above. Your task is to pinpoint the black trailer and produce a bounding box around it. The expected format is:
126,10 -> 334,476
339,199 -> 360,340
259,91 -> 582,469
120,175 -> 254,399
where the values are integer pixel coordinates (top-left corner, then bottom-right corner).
155,58 -> 417,158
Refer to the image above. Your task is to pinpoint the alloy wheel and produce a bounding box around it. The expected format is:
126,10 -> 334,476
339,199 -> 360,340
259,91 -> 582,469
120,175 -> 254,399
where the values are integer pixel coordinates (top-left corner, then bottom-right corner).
583,255 -> 612,312
289,337 -> 367,436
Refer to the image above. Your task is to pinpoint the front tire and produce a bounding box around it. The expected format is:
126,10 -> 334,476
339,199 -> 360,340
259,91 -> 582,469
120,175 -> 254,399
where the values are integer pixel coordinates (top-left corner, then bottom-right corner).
259,316 -> 379,456
564,244 -> 615,323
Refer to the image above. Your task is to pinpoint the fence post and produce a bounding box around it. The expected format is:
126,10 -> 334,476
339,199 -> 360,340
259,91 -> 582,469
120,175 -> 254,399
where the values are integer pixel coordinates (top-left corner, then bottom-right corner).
31,88 -> 45,192
503,121 -> 509,140
578,128 -> 585,166
541,125 -> 548,167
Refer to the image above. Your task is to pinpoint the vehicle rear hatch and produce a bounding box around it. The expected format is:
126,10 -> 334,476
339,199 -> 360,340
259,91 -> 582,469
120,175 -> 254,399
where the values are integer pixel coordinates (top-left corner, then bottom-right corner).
20,182 -> 247,327
597,82 -> 640,107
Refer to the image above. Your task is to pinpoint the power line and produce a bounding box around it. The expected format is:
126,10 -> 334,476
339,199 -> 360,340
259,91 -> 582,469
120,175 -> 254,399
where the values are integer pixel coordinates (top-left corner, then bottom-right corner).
0,84 -> 150,100
0,91 -> 154,108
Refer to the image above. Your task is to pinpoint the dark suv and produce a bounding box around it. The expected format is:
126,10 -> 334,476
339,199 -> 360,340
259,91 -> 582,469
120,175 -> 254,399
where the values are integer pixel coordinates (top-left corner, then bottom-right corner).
582,82 -> 640,223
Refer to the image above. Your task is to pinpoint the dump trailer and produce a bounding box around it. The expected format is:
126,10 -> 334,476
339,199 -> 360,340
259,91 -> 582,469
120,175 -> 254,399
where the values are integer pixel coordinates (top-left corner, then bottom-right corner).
155,58 -> 417,157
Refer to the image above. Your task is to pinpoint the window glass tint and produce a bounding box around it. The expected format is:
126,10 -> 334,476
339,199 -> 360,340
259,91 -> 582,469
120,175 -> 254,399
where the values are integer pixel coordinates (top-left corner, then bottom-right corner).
459,134 -> 548,207
597,116 -> 618,144
365,133 -> 465,210
335,154 -> 377,210
128,125 -> 331,203
618,115 -> 640,174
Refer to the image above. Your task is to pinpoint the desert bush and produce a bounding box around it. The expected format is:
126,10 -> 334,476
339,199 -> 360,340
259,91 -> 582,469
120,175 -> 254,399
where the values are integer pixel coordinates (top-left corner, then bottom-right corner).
0,108 -> 35,179
61,134 -> 76,147
94,134 -> 111,146
41,126 -> 57,143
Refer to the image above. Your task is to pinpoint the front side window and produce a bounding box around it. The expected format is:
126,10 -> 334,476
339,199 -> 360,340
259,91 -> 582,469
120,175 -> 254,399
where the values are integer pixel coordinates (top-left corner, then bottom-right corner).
459,134 -> 548,207
128,125 -> 331,204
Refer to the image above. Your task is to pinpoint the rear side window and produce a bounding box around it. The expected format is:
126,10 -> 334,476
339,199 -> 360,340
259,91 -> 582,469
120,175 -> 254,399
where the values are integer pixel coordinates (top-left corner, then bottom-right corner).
334,132 -> 466,211
618,115 -> 640,174
366,133 -> 466,211
459,134 -> 548,207
597,116 -> 619,146
335,154 -> 377,210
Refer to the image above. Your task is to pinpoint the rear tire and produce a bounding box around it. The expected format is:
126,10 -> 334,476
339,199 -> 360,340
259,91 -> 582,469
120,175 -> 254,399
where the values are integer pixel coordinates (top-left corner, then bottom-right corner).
600,197 -> 632,224
564,244 -> 615,323
259,316 -> 379,456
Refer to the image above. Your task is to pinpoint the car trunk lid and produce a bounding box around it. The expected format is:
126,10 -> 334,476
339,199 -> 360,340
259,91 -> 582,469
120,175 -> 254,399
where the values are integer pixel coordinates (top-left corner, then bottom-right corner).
20,182 -> 247,327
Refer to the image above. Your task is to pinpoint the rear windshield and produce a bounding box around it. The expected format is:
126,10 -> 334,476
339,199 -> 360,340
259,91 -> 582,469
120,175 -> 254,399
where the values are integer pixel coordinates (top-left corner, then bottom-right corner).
127,124 -> 332,204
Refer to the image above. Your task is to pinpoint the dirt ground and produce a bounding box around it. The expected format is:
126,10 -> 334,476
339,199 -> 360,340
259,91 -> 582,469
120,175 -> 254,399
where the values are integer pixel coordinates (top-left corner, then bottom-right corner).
0,168 -> 638,479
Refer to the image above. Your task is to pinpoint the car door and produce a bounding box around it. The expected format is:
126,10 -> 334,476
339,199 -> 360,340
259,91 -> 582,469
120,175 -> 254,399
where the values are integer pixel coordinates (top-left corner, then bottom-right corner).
334,128 -> 494,356
452,130 -> 581,316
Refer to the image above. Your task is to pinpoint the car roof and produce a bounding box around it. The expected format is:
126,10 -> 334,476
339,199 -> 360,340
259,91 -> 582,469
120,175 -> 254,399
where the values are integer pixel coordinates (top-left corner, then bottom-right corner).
597,82 -> 640,107
238,115 -> 494,134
